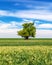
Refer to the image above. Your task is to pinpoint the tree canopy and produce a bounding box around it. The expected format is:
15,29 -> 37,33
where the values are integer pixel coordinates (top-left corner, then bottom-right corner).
18,22 -> 36,39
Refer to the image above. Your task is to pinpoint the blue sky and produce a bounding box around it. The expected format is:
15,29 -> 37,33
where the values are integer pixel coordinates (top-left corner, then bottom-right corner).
0,0 -> 52,38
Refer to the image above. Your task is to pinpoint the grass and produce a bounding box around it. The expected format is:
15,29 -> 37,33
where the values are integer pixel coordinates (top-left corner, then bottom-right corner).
0,38 -> 52,65
0,38 -> 52,46
0,46 -> 52,65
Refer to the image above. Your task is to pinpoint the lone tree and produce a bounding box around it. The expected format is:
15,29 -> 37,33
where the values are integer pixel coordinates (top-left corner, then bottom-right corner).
18,22 -> 36,39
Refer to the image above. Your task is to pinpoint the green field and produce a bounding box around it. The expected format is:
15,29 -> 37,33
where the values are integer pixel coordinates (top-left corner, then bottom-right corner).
0,38 -> 52,65
0,38 -> 52,46
0,46 -> 52,65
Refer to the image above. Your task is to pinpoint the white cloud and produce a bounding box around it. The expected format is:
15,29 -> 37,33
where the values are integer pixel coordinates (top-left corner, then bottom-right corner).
15,10 -> 52,21
36,29 -> 52,38
37,24 -> 52,28
0,21 -> 21,38
0,20 -> 30,38
0,10 -> 10,16
0,10 -> 52,21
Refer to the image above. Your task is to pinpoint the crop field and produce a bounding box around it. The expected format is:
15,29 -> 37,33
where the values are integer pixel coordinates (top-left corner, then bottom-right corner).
0,38 -> 52,65
0,38 -> 52,46
0,46 -> 52,65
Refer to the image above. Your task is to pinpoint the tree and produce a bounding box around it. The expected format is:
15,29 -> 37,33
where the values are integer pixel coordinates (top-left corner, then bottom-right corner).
18,22 -> 36,39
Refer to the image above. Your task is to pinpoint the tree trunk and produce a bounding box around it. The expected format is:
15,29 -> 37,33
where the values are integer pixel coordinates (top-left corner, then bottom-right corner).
25,36 -> 29,40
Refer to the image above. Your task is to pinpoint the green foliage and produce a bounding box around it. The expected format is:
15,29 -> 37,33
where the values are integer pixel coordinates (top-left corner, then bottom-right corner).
18,30 -> 29,37
18,22 -> 36,39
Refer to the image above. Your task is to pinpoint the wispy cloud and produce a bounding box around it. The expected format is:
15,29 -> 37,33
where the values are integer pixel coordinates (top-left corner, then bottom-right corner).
37,24 -> 52,29
0,21 -> 21,33
0,10 -> 52,21
0,21 -> 22,38
24,1 -> 52,10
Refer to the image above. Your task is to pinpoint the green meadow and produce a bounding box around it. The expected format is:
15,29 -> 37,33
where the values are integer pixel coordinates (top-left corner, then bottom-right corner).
0,38 -> 52,46
0,38 -> 52,65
